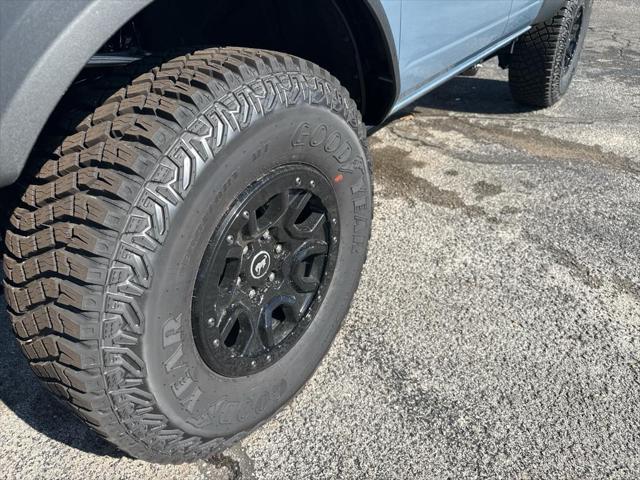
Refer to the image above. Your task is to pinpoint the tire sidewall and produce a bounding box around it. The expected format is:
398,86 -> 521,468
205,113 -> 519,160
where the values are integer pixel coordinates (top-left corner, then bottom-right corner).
140,104 -> 371,439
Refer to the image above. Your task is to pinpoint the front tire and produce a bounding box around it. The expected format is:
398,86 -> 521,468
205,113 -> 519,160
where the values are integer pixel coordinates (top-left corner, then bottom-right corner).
3,48 -> 372,463
509,0 -> 592,107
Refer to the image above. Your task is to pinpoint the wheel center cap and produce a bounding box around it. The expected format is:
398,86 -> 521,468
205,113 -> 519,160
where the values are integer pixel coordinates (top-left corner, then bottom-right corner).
250,250 -> 271,279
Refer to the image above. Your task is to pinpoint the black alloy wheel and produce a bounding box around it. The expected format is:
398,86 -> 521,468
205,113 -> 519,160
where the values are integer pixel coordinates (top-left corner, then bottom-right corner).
192,166 -> 339,377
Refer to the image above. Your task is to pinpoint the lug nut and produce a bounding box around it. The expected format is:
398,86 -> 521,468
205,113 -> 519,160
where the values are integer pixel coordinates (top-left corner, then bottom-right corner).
295,177 -> 301,186
236,276 -> 242,286
262,231 -> 271,240
207,317 -> 215,326
242,245 -> 249,256
266,355 -> 272,362
242,210 -> 250,219
249,289 -> 256,299
309,180 -> 316,188
251,360 -> 257,368
213,339 -> 220,347
226,234 -> 234,245
275,244 -> 283,254
268,272 -> 276,282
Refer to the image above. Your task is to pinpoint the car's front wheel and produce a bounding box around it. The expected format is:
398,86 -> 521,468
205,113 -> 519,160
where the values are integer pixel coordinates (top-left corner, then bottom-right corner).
3,47 -> 372,463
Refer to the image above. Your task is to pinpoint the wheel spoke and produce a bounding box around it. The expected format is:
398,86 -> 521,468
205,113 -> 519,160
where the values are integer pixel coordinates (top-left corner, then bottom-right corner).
238,331 -> 264,356
258,294 -> 299,348
218,313 -> 238,340
283,191 -> 327,240
244,209 -> 260,237
278,281 -> 314,318
289,240 -> 328,293
286,191 -> 314,225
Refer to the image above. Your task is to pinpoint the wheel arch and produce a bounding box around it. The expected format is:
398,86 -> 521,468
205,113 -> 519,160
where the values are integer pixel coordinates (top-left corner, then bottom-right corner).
0,0 -> 154,188
0,0 -> 398,188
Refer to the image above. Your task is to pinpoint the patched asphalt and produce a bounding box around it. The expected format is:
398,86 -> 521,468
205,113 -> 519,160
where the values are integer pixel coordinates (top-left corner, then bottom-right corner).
1,0 -> 638,478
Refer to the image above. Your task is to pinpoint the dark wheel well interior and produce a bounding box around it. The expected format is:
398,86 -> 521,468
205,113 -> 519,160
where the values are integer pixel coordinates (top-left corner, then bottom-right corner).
97,0 -> 397,125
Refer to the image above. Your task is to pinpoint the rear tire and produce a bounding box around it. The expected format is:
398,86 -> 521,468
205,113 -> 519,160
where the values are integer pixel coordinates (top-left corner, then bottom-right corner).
509,0 -> 592,107
3,47 -> 372,463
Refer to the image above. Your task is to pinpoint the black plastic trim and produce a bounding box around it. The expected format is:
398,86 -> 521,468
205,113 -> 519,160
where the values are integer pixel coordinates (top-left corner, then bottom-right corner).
363,0 -> 401,113
0,0 -> 153,188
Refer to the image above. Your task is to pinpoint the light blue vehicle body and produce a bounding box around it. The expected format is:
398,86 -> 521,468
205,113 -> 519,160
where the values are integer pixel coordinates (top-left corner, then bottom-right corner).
382,0 -> 544,112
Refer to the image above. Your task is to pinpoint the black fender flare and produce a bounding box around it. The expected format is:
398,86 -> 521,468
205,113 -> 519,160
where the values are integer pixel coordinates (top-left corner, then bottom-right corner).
362,0 -> 401,112
0,0 -> 153,187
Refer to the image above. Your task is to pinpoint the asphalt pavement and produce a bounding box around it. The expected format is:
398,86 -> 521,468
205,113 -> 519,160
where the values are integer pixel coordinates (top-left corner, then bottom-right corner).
1,0 -> 638,478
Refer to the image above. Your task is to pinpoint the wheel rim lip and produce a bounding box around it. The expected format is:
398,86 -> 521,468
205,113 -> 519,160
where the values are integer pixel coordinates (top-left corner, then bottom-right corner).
561,6 -> 585,78
191,164 -> 340,378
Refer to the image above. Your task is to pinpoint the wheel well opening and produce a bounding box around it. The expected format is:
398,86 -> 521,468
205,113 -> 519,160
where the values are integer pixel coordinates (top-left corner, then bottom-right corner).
97,0 -> 397,125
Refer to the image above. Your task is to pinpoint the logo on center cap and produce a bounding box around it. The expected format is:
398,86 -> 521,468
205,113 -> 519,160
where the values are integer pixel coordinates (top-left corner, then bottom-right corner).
250,251 -> 271,279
